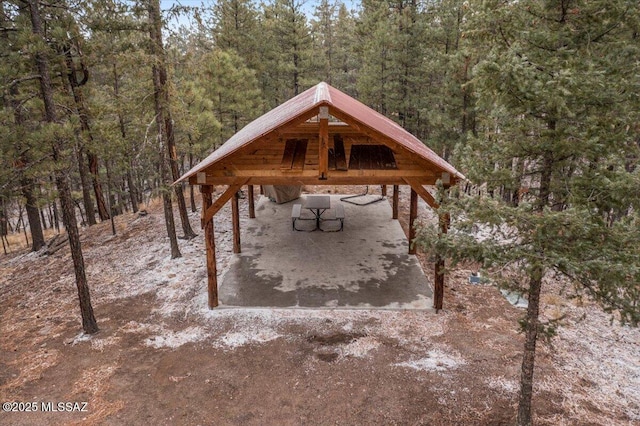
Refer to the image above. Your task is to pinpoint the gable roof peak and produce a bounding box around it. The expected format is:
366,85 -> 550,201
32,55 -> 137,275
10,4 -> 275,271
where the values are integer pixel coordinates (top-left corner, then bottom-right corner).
314,82 -> 332,104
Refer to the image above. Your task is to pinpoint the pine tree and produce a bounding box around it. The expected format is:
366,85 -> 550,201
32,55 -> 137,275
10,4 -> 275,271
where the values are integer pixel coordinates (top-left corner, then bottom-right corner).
85,0 -> 152,214
310,0 -> 337,84
331,2 -> 358,95
211,0 -> 260,65
355,0 -> 394,115
200,49 -> 262,146
148,0 -> 183,256
419,0 -> 476,160
261,0 -> 313,106
418,1 -> 640,424
23,0 -> 99,334
1,1 -> 48,251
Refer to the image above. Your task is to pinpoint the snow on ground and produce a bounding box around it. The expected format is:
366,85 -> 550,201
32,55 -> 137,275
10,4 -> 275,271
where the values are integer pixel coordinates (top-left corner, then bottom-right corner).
395,348 -> 466,372
485,376 -> 519,394
145,326 -> 208,349
341,335 -> 381,358
14,191 -> 636,423
547,305 -> 640,421
83,199 -> 450,354
216,328 -> 282,350
86,198 -> 638,383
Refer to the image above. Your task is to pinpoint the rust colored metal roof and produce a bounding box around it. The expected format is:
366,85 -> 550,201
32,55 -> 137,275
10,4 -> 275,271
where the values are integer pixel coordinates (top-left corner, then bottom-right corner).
177,82 -> 464,182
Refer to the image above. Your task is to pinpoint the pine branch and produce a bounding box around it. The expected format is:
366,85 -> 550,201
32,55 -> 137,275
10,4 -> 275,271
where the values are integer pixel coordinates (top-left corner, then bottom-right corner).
5,75 -> 41,91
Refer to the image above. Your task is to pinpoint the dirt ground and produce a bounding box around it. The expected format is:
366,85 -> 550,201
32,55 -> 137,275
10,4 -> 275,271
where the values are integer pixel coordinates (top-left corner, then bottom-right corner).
1,186 -> 638,425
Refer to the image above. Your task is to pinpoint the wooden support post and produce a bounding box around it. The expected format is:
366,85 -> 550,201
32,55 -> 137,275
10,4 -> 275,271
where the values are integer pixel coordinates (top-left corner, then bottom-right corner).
409,188 -> 418,255
403,177 -> 451,310
201,185 -> 218,309
318,106 -> 329,179
392,185 -> 399,219
381,185 -> 387,196
259,185 -> 264,195
434,212 -> 449,311
247,185 -> 255,219
232,191 -> 241,254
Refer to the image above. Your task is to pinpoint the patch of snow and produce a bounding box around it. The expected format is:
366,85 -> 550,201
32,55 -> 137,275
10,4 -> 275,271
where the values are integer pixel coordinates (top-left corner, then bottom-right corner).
144,326 -> 207,349
91,336 -> 121,351
341,335 -> 380,358
70,332 -> 92,345
485,376 -> 518,394
216,328 -> 281,349
550,307 -> 640,421
341,321 -> 354,332
121,320 -> 161,334
396,349 -> 465,372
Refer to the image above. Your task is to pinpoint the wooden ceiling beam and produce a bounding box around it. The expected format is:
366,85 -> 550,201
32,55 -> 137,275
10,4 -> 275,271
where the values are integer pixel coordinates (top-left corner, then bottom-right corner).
190,175 -> 440,186
280,125 -> 361,136
198,168 -> 435,178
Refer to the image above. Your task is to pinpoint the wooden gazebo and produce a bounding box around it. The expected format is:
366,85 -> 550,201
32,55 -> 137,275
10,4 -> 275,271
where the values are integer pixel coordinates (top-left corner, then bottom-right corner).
177,82 -> 464,310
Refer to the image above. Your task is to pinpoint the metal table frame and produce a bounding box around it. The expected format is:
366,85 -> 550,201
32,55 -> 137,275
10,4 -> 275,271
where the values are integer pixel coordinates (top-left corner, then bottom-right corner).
302,195 -> 331,230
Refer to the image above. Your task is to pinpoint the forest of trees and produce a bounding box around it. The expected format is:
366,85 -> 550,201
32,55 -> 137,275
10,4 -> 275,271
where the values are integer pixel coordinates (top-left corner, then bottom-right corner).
1,1 -> 639,424
1,0 -> 478,255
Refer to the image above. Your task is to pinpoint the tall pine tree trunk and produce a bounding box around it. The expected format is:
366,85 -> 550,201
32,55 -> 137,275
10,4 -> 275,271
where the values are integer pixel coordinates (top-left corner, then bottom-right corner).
148,0 -> 196,240
112,62 -> 139,214
40,205 -> 48,230
126,171 -> 139,213
76,145 -> 97,225
27,0 -> 98,334
149,0 -> 181,258
10,84 -> 45,251
0,199 -> 8,254
159,153 -> 181,259
517,140 -> 554,425
20,177 -> 45,251
87,153 -> 110,221
62,42 -> 108,223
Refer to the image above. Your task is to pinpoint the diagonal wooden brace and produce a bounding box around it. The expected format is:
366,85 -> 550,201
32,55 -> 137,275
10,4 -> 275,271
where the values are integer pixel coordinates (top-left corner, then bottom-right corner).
402,177 -> 439,209
201,179 -> 249,228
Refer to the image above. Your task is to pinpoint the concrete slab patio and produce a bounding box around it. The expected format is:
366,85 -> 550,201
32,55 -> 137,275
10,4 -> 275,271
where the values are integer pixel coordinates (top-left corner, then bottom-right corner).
219,194 -> 433,309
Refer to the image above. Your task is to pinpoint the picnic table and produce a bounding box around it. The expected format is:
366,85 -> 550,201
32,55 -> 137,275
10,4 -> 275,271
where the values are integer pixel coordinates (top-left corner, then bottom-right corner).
303,195 -> 331,230
292,196 -> 345,232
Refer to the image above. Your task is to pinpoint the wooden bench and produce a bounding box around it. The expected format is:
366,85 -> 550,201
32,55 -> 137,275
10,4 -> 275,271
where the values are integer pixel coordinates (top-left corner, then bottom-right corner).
291,204 -> 302,230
